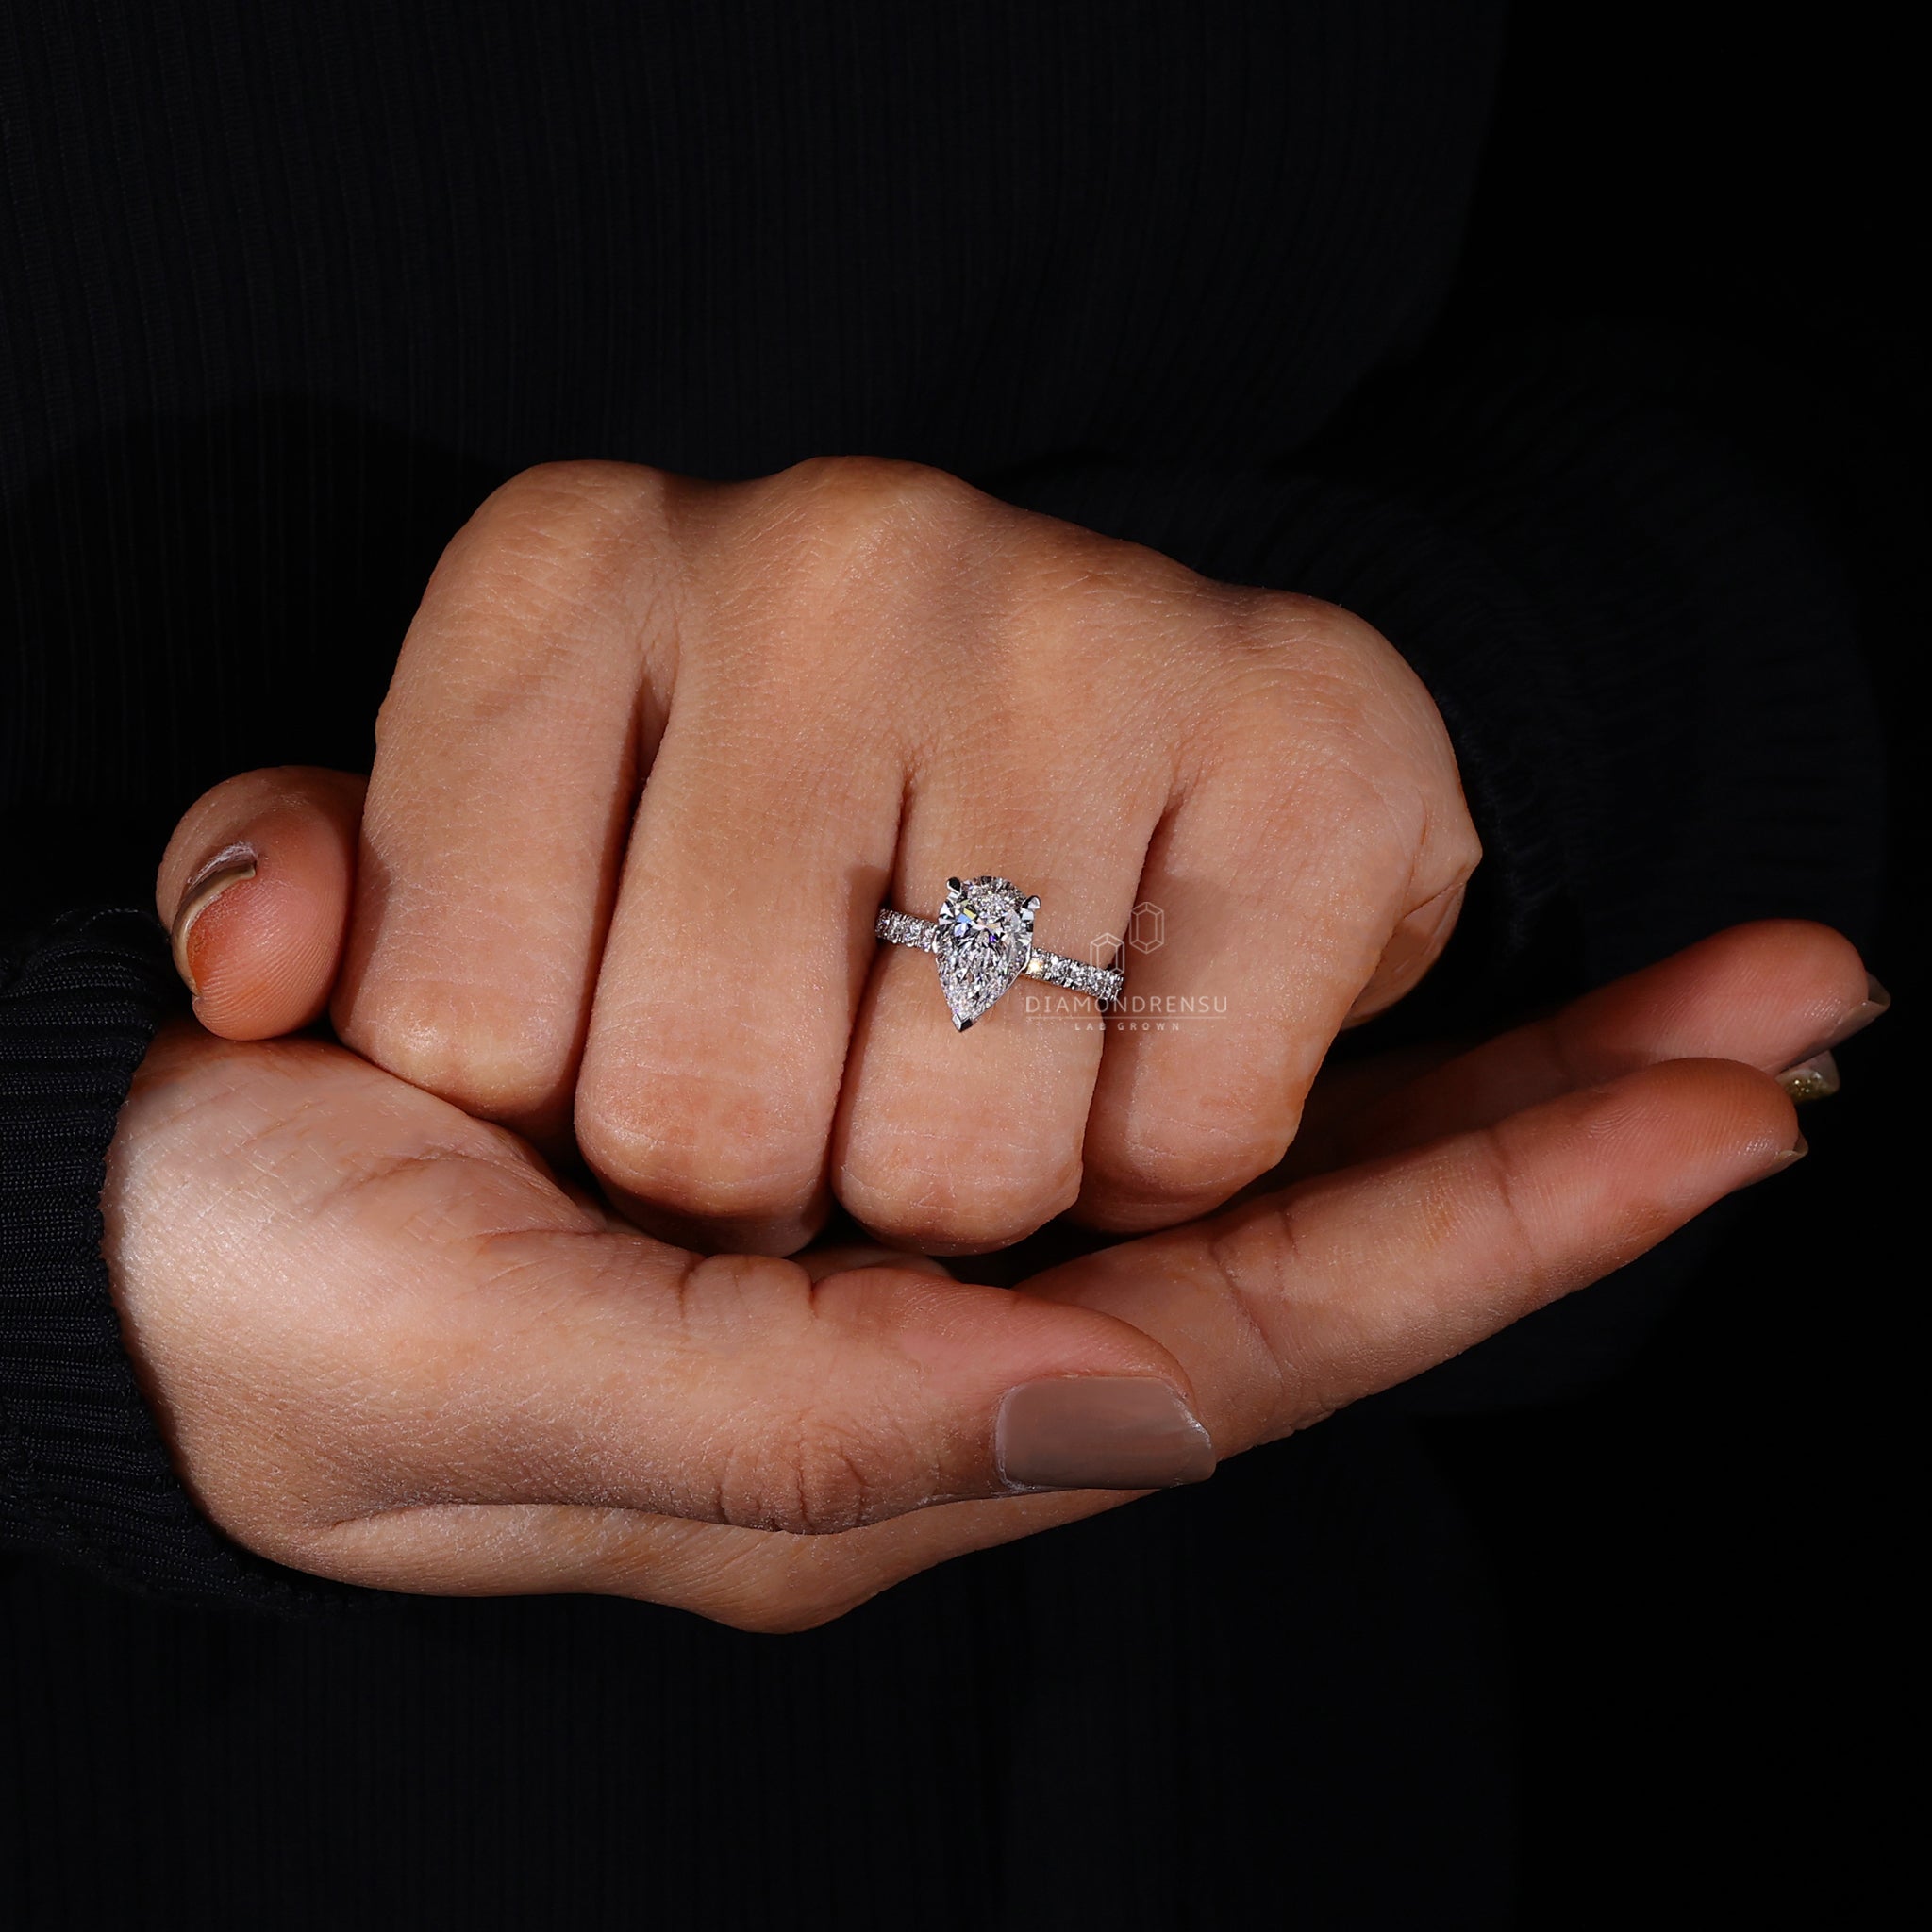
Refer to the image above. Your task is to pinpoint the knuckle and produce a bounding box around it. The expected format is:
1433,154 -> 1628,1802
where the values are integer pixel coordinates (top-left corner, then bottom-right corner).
1085,1111 -> 1289,1226
1465,1127 -> 1553,1298
776,453 -> 972,531
991,527 -> 1196,688
435,460 -> 673,625
339,988 -> 567,1125
486,458 -> 669,529
1197,1197 -> 1352,1429
1434,808 -> 1484,891
727,1418 -> 881,1536
745,456 -> 981,611
1240,591 -> 1376,678
1262,591 -> 1399,674
1220,595 -> 1457,779
1200,1205 -> 1314,1422
1201,651 -> 1368,776
575,1070 -> 824,1223
641,1251 -> 937,1545
688,1363 -> 903,1539
837,1138 -> 1080,1254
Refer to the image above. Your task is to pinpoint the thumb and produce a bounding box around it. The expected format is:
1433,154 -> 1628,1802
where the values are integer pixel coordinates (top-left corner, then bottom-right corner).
106,1028 -> 1220,1600
158,766 -> 366,1039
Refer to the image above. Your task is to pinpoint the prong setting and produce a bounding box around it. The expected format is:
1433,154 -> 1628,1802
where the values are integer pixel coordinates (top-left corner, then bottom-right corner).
874,877 -> 1125,1027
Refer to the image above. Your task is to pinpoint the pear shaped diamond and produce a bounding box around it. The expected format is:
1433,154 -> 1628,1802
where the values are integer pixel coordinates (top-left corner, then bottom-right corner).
932,876 -> 1036,1030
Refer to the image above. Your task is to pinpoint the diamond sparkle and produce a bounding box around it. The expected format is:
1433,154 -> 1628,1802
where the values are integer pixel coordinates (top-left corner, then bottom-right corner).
932,876 -> 1036,1030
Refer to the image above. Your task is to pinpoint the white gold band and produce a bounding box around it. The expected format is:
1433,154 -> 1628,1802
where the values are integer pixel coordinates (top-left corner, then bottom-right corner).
875,912 -> 1124,1002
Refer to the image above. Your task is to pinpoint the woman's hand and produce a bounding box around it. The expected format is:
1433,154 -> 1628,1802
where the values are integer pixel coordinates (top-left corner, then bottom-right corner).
102,922 -> 1856,1624
104,1017 -> 1218,1590
158,458 -> 1479,1256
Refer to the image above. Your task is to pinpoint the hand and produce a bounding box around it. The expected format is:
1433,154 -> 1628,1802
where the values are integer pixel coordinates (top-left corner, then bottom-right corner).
158,458 -> 1479,1255
103,922 -> 1853,1625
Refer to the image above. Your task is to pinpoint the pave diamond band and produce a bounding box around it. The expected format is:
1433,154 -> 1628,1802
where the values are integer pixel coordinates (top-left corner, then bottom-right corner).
874,912 -> 1124,997
874,908 -> 941,951
875,876 -> 1125,1031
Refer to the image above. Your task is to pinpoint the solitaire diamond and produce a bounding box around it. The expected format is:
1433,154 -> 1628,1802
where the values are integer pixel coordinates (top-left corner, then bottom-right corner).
874,875 -> 1124,1028
932,876 -> 1036,1030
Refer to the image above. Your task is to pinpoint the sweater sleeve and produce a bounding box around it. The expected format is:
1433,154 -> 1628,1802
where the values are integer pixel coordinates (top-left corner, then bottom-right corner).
0,908 -> 359,1609
996,320 -> 1885,1407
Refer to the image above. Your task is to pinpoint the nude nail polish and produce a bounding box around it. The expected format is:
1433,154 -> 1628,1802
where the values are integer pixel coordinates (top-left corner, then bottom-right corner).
996,1378 -> 1216,1491
1742,1134 -> 1808,1186
1819,974 -> 1890,1053
1774,975 -> 1890,1080
170,850 -> 257,992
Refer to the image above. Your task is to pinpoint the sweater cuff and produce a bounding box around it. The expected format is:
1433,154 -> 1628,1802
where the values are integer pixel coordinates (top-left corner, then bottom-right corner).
1,908 -> 358,1612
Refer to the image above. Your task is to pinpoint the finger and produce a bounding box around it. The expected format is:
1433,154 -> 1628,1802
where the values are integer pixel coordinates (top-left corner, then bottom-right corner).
675,1013 -> 1823,1626
331,462 -> 675,1142
157,766 -> 365,1039
1077,599 -> 1478,1232
390,1034 -> 1813,1624
832,520 -> 1182,1253
108,1029 -> 1219,1591
1039,1057 -> 1801,1457
639,934 -> 1858,1627
572,469 -> 911,1252
1341,878 -> 1469,1026
785,1053 -> 1804,1628
303,1487 -> 1089,1627
1291,919 -> 1881,1177
310,1247 -> 1213,1554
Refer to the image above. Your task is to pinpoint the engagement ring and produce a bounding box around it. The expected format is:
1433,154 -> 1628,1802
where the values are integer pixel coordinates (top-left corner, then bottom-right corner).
875,875 -> 1125,1030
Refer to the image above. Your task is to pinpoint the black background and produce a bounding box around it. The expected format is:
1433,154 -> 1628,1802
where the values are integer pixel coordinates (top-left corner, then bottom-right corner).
1424,3 -> 1918,1920
2,5 -> 1920,1925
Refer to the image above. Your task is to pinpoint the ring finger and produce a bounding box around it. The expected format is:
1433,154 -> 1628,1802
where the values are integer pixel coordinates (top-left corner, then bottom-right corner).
833,587 -> 1178,1253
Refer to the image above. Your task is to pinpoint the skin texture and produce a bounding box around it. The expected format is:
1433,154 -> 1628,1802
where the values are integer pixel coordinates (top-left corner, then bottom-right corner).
102,919 -> 1856,1629
136,464 -> 1879,1627
156,458 -> 1481,1257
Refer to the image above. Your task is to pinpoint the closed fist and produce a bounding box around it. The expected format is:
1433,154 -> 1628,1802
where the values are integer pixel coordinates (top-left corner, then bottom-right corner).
161,457 -> 1477,1256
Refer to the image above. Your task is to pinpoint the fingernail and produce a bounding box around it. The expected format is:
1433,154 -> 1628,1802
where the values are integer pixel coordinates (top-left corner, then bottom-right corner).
1818,974 -> 1890,1053
1776,1051 -> 1840,1104
1742,1134 -> 1808,1187
170,849 -> 258,992
996,1378 -> 1216,1491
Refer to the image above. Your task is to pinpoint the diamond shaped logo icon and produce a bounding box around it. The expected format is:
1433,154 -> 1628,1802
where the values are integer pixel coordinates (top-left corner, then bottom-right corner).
1128,902 -> 1166,954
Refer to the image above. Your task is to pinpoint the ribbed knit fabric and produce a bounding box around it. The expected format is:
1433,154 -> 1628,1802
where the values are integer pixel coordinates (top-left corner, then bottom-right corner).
0,911 -> 352,1610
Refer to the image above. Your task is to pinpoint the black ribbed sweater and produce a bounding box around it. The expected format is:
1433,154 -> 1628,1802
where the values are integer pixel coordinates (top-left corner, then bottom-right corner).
0,3 -> 1884,1925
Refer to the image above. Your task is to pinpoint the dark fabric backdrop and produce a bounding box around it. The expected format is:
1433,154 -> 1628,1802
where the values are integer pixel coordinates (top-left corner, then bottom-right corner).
0,2 -> 1916,1924
1412,4 -> 1918,1921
